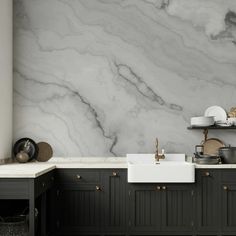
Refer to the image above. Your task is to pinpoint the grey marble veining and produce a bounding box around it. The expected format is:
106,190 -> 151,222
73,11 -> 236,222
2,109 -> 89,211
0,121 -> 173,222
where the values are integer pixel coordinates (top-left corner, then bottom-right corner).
13,0 -> 236,157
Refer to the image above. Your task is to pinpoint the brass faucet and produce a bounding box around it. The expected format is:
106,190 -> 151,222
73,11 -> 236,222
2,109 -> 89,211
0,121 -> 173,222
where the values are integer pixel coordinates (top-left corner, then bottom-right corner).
155,138 -> 165,163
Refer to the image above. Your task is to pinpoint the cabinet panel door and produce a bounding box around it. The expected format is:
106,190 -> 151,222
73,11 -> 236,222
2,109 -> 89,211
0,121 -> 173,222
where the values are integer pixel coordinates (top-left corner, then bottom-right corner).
102,170 -> 127,232
55,184 -> 101,234
196,170 -> 220,232
161,184 -> 194,232
222,184 -> 236,232
129,184 -> 161,232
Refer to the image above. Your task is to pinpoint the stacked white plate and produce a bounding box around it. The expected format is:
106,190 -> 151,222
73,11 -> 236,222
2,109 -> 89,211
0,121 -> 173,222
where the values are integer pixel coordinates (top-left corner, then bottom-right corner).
204,106 -> 227,122
190,116 -> 215,127
190,106 -> 228,127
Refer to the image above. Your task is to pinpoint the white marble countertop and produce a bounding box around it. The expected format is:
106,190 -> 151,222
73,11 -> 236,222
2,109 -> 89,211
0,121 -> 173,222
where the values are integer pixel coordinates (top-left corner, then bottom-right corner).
0,162 -> 56,178
49,157 -> 128,169
1,157 -> 236,178
0,157 -> 127,178
195,164 -> 236,169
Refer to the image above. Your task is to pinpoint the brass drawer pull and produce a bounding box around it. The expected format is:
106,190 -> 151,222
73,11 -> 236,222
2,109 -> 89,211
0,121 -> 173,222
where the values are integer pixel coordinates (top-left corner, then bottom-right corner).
205,172 -> 210,177
223,186 -> 228,191
156,186 -> 161,191
162,186 -> 167,190
112,172 -> 117,176
76,175 -> 81,179
96,186 -> 101,191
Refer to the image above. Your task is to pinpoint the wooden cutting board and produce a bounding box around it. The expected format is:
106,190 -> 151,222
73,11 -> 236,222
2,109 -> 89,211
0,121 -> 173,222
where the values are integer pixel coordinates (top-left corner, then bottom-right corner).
36,142 -> 53,162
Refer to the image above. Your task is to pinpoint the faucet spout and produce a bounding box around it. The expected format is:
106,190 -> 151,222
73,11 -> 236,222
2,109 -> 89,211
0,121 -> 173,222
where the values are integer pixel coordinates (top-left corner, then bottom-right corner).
155,138 -> 165,163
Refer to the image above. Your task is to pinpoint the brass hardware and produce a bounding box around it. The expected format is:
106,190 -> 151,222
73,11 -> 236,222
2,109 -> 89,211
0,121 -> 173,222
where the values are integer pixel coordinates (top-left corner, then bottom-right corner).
223,186 -> 228,191
42,182 -> 45,187
96,186 -> 101,191
205,172 -> 210,177
155,138 -> 165,163
76,175 -> 81,179
112,172 -> 117,176
162,186 -> 167,190
156,186 -> 161,190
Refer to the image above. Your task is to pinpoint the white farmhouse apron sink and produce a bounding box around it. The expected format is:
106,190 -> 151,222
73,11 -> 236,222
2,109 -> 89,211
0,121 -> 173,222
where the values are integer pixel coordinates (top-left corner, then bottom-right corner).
127,154 -> 195,183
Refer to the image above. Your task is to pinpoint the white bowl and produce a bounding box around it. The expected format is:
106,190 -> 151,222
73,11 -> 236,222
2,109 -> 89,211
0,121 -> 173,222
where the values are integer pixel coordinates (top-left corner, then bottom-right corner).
228,118 -> 236,126
190,116 -> 215,127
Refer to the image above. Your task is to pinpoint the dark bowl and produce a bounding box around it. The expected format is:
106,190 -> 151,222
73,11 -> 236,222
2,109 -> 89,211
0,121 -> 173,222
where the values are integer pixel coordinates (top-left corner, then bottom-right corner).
13,138 -> 39,161
219,147 -> 236,164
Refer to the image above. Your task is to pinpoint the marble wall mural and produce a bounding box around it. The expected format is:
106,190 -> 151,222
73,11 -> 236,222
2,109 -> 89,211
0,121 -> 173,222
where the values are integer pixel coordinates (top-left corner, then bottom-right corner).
13,0 -> 236,157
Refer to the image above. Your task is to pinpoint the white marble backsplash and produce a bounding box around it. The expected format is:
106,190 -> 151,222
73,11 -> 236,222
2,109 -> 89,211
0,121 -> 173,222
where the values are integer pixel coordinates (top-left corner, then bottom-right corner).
13,0 -> 236,157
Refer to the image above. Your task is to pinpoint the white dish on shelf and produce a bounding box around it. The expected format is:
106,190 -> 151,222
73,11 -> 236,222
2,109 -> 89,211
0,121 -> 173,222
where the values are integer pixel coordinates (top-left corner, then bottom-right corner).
204,106 -> 227,122
190,116 -> 215,127
227,118 -> 236,126
217,123 -> 232,127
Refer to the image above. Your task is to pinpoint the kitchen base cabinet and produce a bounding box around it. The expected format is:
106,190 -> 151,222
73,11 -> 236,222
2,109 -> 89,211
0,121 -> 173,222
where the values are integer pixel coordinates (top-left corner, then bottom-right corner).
221,170 -> 236,233
54,169 -> 127,236
196,170 -> 220,233
161,185 -> 195,232
50,168 -> 236,236
55,185 -> 101,235
221,184 -> 236,232
53,168 -> 102,235
129,184 -> 194,233
0,170 -> 54,236
129,184 -> 162,232
102,170 -> 127,233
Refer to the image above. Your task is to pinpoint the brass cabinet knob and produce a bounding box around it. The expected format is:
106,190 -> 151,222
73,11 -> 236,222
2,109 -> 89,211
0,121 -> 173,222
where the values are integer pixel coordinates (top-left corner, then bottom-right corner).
156,186 -> 161,191
205,172 -> 210,177
96,186 -> 101,191
112,172 -> 117,176
162,186 -> 167,190
223,186 -> 228,191
76,175 -> 81,179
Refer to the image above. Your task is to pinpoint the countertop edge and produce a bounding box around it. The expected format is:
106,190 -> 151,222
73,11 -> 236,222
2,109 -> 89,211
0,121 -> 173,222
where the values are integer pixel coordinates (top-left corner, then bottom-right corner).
1,157 -> 236,178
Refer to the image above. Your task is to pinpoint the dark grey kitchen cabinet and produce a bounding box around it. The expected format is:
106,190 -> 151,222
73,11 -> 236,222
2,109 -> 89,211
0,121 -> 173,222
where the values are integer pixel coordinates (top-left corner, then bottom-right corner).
101,170 -> 127,233
129,183 -> 194,233
0,170 -> 55,236
161,184 -> 195,232
54,169 -> 127,236
129,184 -> 162,232
221,171 -> 236,232
49,168 -> 236,236
221,183 -> 236,232
196,170 -> 220,233
54,184 -> 101,234
54,169 -> 102,235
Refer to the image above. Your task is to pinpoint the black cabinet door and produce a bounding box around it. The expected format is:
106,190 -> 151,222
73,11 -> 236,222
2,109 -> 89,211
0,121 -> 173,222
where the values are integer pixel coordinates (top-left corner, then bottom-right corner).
101,170 -> 127,232
129,184 -> 161,232
55,184 -> 101,235
221,183 -> 236,232
196,169 -> 220,232
161,184 -> 194,232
